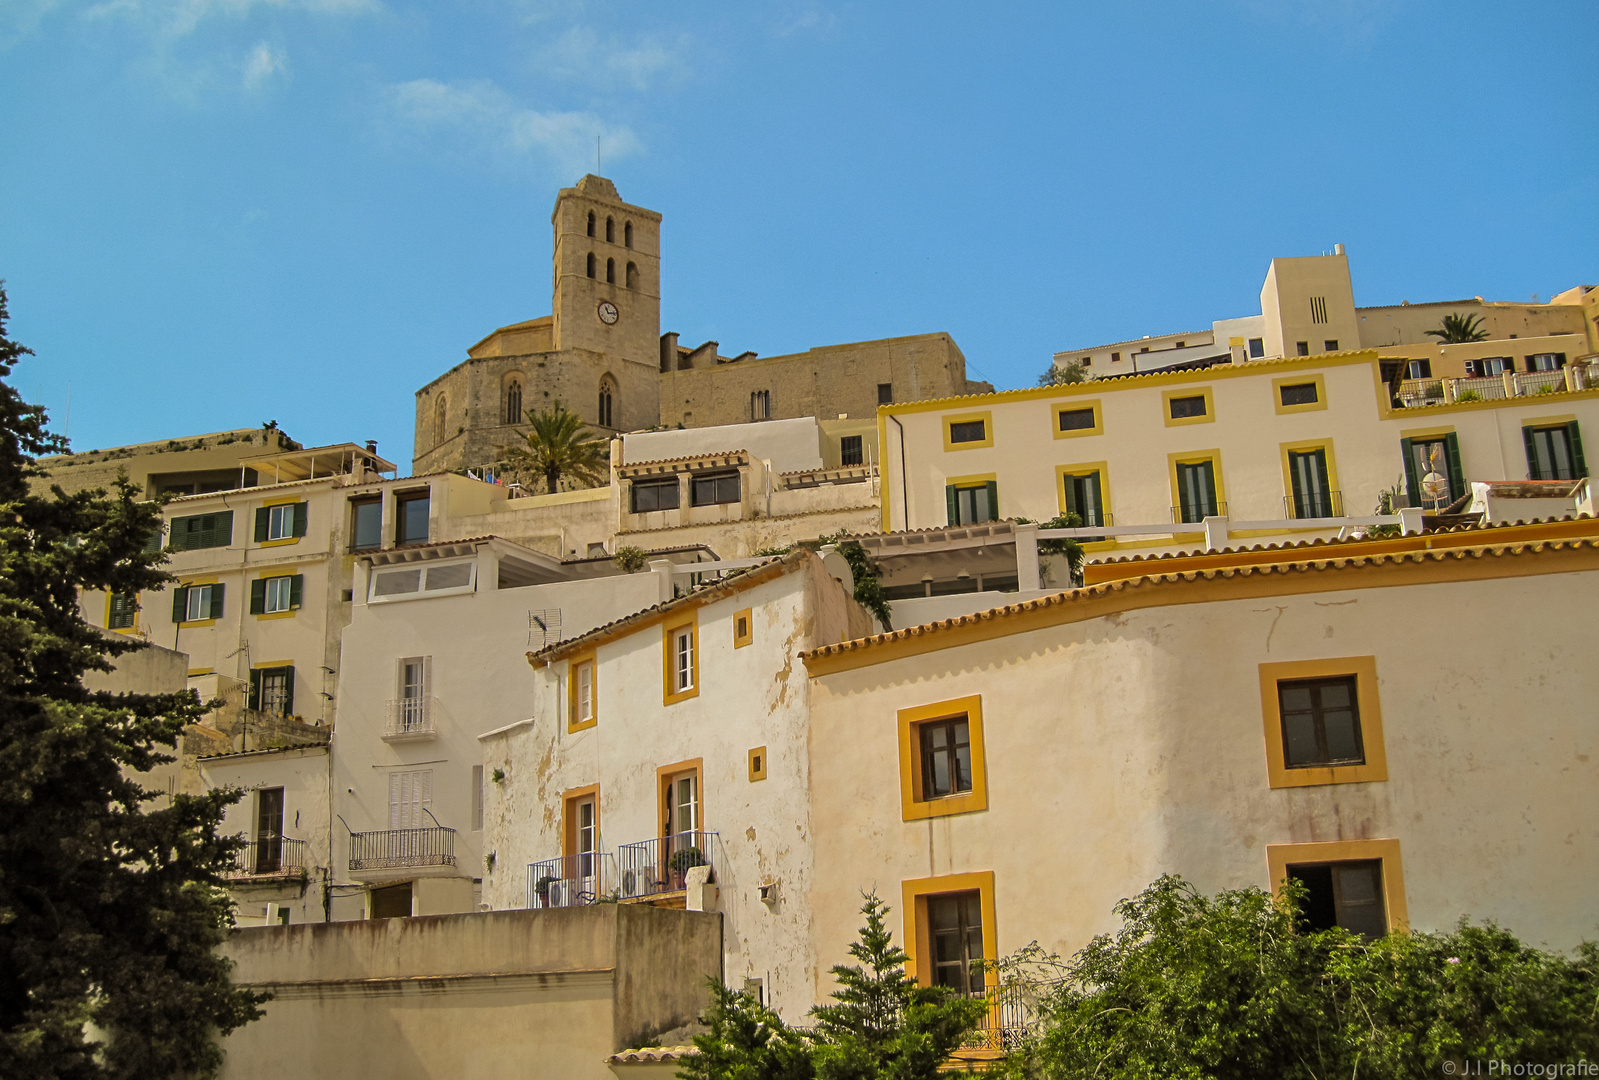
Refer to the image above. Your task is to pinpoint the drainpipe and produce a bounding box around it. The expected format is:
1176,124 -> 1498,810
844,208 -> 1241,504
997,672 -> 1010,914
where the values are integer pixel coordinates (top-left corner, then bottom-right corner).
887,414 -> 909,531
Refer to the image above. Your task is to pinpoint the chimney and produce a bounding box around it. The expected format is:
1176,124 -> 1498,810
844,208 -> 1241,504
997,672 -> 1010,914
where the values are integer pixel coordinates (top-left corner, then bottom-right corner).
1334,243 -> 1345,256
365,440 -> 378,454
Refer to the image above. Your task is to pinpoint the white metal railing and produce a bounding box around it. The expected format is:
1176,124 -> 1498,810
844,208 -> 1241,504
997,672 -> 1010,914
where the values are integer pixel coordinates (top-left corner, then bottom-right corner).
1399,364 -> 1592,408
384,696 -> 437,739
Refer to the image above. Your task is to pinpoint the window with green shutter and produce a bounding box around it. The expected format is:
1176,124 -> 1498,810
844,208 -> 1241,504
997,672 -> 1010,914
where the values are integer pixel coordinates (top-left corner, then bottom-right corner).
255,503 -> 309,542
169,511 -> 234,551
1287,449 -> 1333,518
1400,434 -> 1465,508
1175,460 -> 1218,523
249,666 -> 295,716
1523,423 -> 1586,481
250,575 -> 304,615
1062,471 -> 1105,529
108,593 -> 138,630
172,583 -> 224,623
946,482 -> 998,525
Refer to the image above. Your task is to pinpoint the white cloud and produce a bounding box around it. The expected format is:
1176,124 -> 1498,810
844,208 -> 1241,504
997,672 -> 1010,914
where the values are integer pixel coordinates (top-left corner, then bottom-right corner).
774,6 -> 839,37
84,0 -> 377,39
241,40 -> 284,88
537,25 -> 686,92
384,77 -> 641,177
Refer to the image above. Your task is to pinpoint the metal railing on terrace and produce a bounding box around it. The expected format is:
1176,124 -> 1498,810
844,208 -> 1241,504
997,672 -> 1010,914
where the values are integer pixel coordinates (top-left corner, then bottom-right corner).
384,696 -> 437,740
228,837 -> 308,880
1397,363 -> 1595,408
616,831 -> 718,900
1285,490 -> 1343,520
527,853 -> 617,908
348,826 -> 456,871
961,982 -> 1046,1053
1170,501 -> 1227,526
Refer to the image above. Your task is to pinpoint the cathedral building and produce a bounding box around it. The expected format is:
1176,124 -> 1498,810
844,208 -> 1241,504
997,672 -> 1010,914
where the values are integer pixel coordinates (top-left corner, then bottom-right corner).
412,175 -> 990,478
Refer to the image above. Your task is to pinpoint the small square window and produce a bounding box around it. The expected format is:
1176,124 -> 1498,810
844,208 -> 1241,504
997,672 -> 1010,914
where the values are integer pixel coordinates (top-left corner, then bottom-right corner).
1110,351 -> 1120,363
1296,341 -> 1310,356
733,608 -> 753,649
1168,395 -> 1207,420
1248,338 -> 1264,358
1058,407 -> 1096,432
1324,339 -> 1339,352
840,435 -> 864,466
877,383 -> 893,405
948,420 -> 986,444
264,576 -> 294,614
748,746 -> 766,782
1278,675 -> 1363,768
1279,382 -> 1319,407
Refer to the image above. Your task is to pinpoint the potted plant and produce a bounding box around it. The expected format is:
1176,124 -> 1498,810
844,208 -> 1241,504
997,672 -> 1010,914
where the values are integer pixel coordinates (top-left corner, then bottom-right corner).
535,874 -> 558,906
668,846 -> 706,889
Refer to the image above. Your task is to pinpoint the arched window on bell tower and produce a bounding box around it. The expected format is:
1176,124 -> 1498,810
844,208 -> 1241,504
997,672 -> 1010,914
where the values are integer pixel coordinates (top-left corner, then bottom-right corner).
504,378 -> 523,425
606,258 -> 615,284
586,252 -> 596,279
624,221 -> 633,248
605,217 -> 614,243
586,211 -> 595,238
598,375 -> 617,429
626,262 -> 639,290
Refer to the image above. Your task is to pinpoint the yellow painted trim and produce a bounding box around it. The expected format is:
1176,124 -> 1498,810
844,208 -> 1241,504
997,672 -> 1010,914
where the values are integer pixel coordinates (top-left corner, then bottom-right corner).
187,667 -> 215,677
661,614 -> 700,705
259,537 -> 300,548
1166,449 -> 1227,519
1051,399 -> 1103,440
178,575 -> 220,587
943,411 -> 994,451
1277,438 -> 1343,513
252,659 -> 294,669
561,784 -> 600,861
802,531 -> 1599,676
568,652 -> 598,732
1519,413 -> 1578,428
1258,656 -> 1387,788
1054,461 -> 1112,526
1397,423 -> 1459,441
748,746 -> 767,782
261,496 -> 302,508
1382,385 -> 1599,420
897,694 -> 988,821
946,472 -> 997,488
178,619 -> 217,629
1273,372 -> 1328,414
1266,838 -> 1408,932
104,592 -> 140,634
733,607 -> 753,649
656,758 -> 704,840
1162,386 -> 1215,427
901,870 -> 998,991
254,610 -> 297,621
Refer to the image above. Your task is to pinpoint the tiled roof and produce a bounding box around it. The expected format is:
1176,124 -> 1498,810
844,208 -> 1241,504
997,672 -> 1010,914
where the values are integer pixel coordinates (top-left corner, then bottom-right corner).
607,1045 -> 699,1064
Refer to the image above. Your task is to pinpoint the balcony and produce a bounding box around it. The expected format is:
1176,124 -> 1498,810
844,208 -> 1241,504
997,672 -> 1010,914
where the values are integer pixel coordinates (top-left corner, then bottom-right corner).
1170,501 -> 1228,526
1284,490 -> 1344,520
227,837 -> 308,881
383,696 -> 437,741
958,983 -> 1047,1056
616,831 -> 718,901
1396,361 -> 1596,409
348,826 -> 456,871
527,853 -> 617,908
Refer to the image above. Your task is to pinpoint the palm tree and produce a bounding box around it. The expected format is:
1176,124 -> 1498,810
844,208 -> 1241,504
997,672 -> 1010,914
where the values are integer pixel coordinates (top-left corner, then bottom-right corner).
502,402 -> 609,494
1424,313 -> 1490,343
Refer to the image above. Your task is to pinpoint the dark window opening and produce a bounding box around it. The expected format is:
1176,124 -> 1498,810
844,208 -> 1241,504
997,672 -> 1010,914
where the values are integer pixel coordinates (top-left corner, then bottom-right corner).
586,252 -> 596,278
586,211 -> 595,238
840,435 -> 863,466
606,257 -> 615,284
927,891 -> 986,996
919,716 -> 971,799
631,478 -> 680,513
370,881 -> 413,920
108,592 -> 138,630
1406,359 -> 1432,379
396,492 -> 430,546
249,665 -> 295,717
949,420 -> 986,443
255,787 -> 285,873
1287,448 -> 1334,518
751,389 -> 771,421
1063,472 -> 1105,530
1278,675 -> 1363,767
1280,382 -> 1319,407
1528,353 -> 1566,372
1169,394 -> 1207,420
877,383 -> 893,405
1324,339 -> 1339,352
1287,861 -> 1386,938
350,498 -> 382,551
692,471 -> 741,506
1525,424 -> 1584,481
605,216 -> 614,243
624,221 -> 633,248
1296,341 -> 1310,356
599,385 -> 614,428
948,483 -> 997,525
169,511 -> 234,552
1058,407 -> 1096,432
1248,338 -> 1264,358
504,380 -> 523,425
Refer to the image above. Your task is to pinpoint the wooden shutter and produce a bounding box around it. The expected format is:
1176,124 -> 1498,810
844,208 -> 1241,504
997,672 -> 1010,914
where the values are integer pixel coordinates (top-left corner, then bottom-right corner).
1523,426 -> 1542,480
1063,475 -> 1080,519
1399,438 -> 1421,507
1198,461 -> 1217,516
1288,452 -> 1307,515
208,583 -> 225,619
254,508 -> 270,543
292,502 -> 309,537
289,575 -> 304,609
945,485 -> 959,526
984,481 -> 999,522
388,772 -> 402,829
1567,422 -> 1587,478
1442,433 -> 1466,498
1177,464 -> 1194,521
250,579 -> 267,614
172,586 -> 189,622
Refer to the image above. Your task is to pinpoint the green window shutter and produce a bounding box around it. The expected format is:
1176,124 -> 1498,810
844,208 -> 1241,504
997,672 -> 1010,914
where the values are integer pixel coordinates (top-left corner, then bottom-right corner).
945,485 -> 959,526
254,508 -> 270,543
144,524 -> 163,552
1442,433 -> 1467,500
1522,426 -> 1541,480
1198,461 -> 1218,516
1086,472 -> 1103,527
250,579 -> 267,615
292,502 -> 309,537
984,481 -> 999,522
1288,452 -> 1307,515
289,575 -> 304,609
1567,422 -> 1587,478
1399,438 -> 1420,507
209,583 -> 225,619
248,669 -> 262,711
172,586 -> 189,622
279,667 -> 294,717
214,511 -> 234,548
1063,476 -> 1079,519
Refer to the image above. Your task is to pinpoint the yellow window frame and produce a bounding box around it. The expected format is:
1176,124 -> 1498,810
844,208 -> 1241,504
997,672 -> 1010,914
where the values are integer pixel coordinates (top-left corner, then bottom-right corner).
943,411 -> 995,451
1258,656 -> 1387,788
901,870 -> 999,994
568,652 -> 598,732
1266,838 -> 1408,932
1054,461 -> 1113,548
176,575 -> 220,628
1165,449 -> 1228,523
748,746 -> 767,782
1272,372 -> 1328,414
259,495 -> 305,548
733,607 -> 753,649
661,614 -> 700,705
105,591 -> 140,634
1162,386 -> 1215,427
1277,439 -> 1343,516
897,694 -> 988,820
1052,398 -> 1103,440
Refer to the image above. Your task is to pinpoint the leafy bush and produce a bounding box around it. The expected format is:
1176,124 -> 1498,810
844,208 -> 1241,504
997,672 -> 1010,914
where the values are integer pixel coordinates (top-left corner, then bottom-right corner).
613,545 -> 647,573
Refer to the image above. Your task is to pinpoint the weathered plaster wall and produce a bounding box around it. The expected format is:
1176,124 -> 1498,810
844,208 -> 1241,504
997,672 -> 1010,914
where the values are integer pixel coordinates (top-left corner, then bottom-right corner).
203,746 -> 332,926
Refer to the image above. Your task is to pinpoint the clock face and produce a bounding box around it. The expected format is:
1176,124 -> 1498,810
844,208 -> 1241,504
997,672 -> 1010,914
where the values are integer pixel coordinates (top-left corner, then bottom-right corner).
597,301 -> 619,325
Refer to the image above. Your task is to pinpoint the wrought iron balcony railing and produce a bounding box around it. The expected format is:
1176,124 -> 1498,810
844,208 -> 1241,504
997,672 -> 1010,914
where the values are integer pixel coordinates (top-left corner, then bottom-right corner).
1170,500 -> 1228,525
384,696 -> 437,740
228,837 -> 308,880
1283,489 -> 1344,520
527,852 -> 617,908
615,831 -> 718,900
348,826 -> 456,871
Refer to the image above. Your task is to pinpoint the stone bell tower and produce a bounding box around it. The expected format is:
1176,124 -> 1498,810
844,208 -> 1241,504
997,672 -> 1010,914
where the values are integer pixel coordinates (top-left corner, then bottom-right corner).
551,175 -> 662,383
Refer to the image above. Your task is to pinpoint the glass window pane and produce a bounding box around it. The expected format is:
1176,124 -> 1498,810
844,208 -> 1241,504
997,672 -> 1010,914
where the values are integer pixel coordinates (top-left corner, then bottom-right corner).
1323,711 -> 1361,761
1282,714 -> 1320,767
954,746 -> 972,792
1280,686 -> 1313,712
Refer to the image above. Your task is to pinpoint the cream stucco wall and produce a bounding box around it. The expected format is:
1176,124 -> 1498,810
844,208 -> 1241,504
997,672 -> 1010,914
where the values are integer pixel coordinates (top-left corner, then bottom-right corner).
203,747 -> 332,926
481,555 -> 870,1022
804,564 -> 1599,1014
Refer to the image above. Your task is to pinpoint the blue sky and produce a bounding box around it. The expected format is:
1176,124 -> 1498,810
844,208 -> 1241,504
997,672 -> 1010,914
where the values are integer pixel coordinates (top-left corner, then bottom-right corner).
2,1 -> 1595,469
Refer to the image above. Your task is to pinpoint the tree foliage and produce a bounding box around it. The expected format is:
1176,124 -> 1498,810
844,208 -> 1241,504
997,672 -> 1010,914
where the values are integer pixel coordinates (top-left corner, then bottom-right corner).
1425,312 -> 1491,343
502,401 -> 609,494
992,875 -> 1599,1080
683,894 -> 986,1080
1038,361 -> 1089,386
814,537 -> 892,630
1014,514 -> 1087,586
0,284 -> 266,1079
